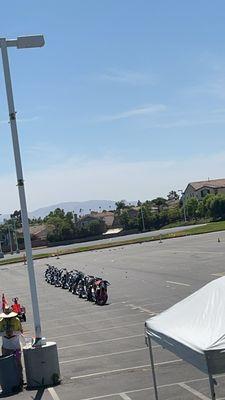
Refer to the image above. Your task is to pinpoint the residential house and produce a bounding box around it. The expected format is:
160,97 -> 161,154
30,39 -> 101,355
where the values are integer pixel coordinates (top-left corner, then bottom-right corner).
79,211 -> 114,228
183,178 -> 225,201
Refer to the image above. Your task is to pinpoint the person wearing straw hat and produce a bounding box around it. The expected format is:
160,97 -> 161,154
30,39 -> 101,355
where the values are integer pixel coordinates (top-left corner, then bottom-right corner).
0,305 -> 23,384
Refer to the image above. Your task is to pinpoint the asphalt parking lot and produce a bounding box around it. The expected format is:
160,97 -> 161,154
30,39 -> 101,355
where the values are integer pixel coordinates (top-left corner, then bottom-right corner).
1,230 -> 225,399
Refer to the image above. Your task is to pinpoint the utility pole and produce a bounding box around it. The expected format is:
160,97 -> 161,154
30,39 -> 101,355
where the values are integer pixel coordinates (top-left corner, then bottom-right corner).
12,217 -> 20,253
178,190 -> 187,222
7,224 -> 13,254
140,206 -> 146,231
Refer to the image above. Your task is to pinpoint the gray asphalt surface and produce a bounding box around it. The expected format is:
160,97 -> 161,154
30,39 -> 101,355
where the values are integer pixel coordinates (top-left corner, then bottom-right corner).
1,228 -> 225,399
3,223 -> 204,259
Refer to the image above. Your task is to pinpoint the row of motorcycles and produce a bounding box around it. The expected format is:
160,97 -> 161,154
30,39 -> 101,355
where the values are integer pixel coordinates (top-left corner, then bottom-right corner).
45,264 -> 110,306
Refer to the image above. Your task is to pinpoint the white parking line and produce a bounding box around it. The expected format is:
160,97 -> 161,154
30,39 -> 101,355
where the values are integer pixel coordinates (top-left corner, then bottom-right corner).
120,394 -> 132,400
76,374 -> 225,400
45,312 -> 144,331
163,250 -> 224,255
179,382 -> 210,399
126,303 -> 156,314
166,280 -> 190,287
70,359 -> 182,379
60,347 -> 148,364
58,334 -> 144,350
41,303 -> 131,322
50,321 -> 143,340
48,387 -> 61,400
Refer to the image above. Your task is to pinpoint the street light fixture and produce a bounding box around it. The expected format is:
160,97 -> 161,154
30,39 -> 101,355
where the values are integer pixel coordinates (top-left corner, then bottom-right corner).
0,35 -> 60,388
4,35 -> 45,50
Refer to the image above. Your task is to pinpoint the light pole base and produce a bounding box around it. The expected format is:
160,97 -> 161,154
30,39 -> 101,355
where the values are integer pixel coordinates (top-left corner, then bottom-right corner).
0,252 -> 4,259
23,341 -> 61,389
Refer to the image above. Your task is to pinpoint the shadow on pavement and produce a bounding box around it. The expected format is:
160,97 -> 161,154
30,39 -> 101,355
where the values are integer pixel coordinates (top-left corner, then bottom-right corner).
29,388 -> 45,400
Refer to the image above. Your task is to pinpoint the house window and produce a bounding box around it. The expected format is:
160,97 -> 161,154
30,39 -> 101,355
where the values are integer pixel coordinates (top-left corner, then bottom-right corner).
201,189 -> 210,198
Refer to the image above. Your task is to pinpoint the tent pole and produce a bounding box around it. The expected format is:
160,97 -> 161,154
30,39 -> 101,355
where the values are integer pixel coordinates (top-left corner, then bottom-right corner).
206,354 -> 216,400
208,373 -> 216,400
147,334 -> 159,400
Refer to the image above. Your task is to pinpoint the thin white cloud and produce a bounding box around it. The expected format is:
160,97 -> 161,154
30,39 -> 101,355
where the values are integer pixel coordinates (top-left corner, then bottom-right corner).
99,69 -> 156,85
97,104 -> 166,122
154,115 -> 225,129
145,106 -> 225,129
1,151 -> 225,213
187,70 -> 225,100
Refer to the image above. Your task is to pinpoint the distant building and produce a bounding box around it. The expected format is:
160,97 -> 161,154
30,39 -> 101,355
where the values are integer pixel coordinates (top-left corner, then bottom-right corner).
81,211 -> 114,228
183,178 -> 225,201
17,224 -> 47,241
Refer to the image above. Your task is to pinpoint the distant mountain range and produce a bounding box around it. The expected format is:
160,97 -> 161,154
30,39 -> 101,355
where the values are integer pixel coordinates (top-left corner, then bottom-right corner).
0,199 -> 137,222
29,200 -> 117,219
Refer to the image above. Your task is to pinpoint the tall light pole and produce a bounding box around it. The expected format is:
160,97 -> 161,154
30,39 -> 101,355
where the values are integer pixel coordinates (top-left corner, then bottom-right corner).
178,189 -> 187,223
0,35 -> 60,388
0,35 -> 44,341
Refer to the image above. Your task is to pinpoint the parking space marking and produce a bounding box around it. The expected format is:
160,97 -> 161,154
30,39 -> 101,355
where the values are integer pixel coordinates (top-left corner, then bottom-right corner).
60,347 -> 147,364
45,312 -> 145,331
120,394 -> 132,400
70,359 -> 182,379
77,374 -> 225,400
50,321 -> 144,340
41,303 -> 132,321
179,382 -> 210,399
163,250 -> 225,255
58,334 -> 144,350
48,387 -> 61,400
211,272 -> 225,277
126,303 -> 156,314
166,280 -> 190,287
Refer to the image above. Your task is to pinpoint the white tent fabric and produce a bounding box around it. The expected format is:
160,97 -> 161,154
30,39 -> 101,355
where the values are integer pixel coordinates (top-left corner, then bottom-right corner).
145,277 -> 225,399
146,276 -> 225,353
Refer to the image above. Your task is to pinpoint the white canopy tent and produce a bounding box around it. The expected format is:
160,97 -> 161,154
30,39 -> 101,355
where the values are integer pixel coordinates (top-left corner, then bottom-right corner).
145,276 -> 225,400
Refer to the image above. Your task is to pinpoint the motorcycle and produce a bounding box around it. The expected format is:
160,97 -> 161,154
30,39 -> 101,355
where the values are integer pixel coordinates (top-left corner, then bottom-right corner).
44,265 -> 110,306
94,279 -> 110,305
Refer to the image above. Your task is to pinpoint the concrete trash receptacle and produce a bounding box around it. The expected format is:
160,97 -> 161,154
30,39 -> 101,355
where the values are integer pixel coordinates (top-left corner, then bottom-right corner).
0,354 -> 22,394
23,342 -> 60,389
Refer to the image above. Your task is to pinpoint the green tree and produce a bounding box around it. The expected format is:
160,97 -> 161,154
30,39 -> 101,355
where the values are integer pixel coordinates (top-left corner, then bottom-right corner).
185,198 -> 199,220
119,211 -> 131,230
209,194 -> 225,220
115,200 -> 126,215
151,197 -> 167,213
167,205 -> 182,222
45,208 -> 75,241
202,194 -> 215,218
167,190 -> 179,201
88,220 -> 106,235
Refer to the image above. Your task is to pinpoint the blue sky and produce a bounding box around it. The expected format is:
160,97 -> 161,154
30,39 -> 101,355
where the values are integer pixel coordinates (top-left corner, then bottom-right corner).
1,1 -> 225,212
